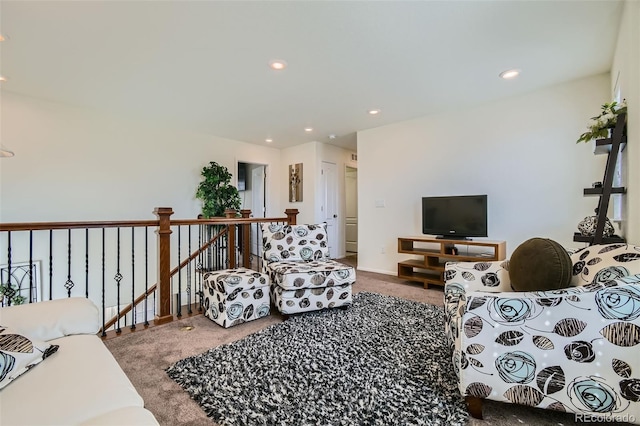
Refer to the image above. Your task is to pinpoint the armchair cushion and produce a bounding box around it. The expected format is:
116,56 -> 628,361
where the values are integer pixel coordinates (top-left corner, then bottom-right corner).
268,259 -> 355,290
510,238 -> 572,292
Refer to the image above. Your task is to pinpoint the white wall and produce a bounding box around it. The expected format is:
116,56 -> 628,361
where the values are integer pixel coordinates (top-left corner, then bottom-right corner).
0,92 -> 283,222
280,142 -> 318,225
357,74 -> 613,275
611,0 -> 640,243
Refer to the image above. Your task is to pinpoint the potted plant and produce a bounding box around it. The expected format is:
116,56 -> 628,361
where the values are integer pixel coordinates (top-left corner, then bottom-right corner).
576,99 -> 627,143
196,162 -> 241,218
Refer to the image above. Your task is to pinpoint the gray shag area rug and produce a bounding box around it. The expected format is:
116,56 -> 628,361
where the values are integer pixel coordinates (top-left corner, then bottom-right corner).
166,291 -> 468,426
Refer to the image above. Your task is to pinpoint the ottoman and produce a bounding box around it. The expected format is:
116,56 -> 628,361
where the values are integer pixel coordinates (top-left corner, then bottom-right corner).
202,267 -> 270,328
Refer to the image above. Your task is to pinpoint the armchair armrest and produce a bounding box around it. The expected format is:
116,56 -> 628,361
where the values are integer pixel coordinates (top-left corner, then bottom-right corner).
444,259 -> 511,353
445,259 -> 512,293
454,274 -> 640,416
0,297 -> 100,342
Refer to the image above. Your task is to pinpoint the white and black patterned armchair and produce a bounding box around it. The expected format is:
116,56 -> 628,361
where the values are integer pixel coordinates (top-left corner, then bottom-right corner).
444,243 -> 640,423
261,223 -> 355,315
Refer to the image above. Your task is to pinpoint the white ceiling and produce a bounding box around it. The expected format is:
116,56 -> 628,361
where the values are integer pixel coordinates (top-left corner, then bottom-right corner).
0,1 -> 624,151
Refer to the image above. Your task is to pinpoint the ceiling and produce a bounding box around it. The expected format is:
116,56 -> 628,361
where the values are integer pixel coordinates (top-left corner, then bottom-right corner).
0,1 -> 624,151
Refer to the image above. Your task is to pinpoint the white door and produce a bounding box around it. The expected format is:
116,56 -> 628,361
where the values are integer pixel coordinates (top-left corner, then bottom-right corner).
251,165 -> 266,257
321,161 -> 338,258
345,166 -> 358,253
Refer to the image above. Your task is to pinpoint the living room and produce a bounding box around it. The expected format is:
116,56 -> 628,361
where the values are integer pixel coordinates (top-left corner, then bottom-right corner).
1,1 -> 636,263
1,1 -> 639,425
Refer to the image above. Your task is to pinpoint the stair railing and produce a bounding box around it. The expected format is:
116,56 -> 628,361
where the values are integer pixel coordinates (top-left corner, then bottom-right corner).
0,208 -> 299,336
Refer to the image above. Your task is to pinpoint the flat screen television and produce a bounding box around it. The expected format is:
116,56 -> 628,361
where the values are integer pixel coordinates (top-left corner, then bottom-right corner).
422,195 -> 487,239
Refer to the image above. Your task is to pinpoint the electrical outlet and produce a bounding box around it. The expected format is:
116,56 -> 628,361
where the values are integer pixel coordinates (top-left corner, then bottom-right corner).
380,246 -> 385,254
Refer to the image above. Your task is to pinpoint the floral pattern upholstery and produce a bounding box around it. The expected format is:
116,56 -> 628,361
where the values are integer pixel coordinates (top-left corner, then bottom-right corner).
261,223 -> 355,315
444,243 -> 640,423
202,267 -> 270,328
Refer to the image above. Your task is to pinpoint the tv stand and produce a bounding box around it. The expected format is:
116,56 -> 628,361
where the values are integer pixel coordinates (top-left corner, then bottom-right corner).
397,236 -> 506,288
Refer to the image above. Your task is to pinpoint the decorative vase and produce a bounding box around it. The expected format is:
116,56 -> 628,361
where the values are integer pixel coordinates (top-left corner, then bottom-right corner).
577,216 -> 614,237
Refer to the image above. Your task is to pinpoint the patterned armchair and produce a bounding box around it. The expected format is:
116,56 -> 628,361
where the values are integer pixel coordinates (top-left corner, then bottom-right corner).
261,223 -> 355,315
444,243 -> 640,424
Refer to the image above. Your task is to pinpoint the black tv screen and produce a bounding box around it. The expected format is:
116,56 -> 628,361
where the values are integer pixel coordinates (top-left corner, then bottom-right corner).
422,195 -> 488,239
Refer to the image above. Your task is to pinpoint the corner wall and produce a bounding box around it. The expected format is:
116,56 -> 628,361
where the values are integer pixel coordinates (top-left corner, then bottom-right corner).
357,74 -> 613,275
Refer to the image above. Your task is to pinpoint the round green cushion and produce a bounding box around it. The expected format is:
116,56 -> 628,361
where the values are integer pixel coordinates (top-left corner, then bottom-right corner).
509,238 -> 572,292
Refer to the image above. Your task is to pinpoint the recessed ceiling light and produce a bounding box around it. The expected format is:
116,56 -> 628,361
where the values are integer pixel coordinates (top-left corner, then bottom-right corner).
269,60 -> 287,71
499,69 -> 520,79
304,127 -> 313,133
368,109 -> 381,115
265,138 -> 273,143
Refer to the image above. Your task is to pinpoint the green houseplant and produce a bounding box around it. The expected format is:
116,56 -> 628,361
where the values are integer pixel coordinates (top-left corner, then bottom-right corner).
576,99 -> 627,143
196,162 -> 241,218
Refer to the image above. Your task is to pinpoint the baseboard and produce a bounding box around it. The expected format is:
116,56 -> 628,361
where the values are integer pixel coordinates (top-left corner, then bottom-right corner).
357,266 -> 397,276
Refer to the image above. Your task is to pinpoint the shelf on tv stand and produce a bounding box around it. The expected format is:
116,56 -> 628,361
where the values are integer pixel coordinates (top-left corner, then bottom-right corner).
397,236 -> 506,289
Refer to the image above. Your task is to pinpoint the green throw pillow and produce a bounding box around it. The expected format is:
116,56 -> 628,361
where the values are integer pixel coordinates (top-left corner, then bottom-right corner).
509,238 -> 572,292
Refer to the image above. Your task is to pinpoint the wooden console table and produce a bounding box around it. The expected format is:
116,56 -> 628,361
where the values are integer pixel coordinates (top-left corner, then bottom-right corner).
397,236 -> 506,288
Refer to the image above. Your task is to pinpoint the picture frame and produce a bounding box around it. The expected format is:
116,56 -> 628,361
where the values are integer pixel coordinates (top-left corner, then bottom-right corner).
0,260 -> 42,306
289,163 -> 303,202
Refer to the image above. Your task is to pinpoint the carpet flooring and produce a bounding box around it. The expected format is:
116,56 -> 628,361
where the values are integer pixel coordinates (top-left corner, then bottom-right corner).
166,292 -> 468,426
105,259 -> 630,425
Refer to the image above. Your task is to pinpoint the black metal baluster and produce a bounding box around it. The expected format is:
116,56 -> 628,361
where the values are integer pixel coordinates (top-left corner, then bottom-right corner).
207,224 -> 212,271
197,223 -> 202,312
187,225 -> 192,314
4,231 -> 13,306
176,226 -> 182,318
49,230 -> 53,300
29,230 -> 34,303
144,226 -> 149,326
65,229 -> 75,297
115,227 -> 122,334
101,228 -> 106,337
85,229 -> 89,298
131,226 -> 136,331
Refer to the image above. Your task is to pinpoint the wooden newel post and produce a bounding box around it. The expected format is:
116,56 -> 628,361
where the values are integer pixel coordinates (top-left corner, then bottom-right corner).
285,208 -> 299,225
154,207 -> 174,325
225,209 -> 237,269
240,209 -> 251,267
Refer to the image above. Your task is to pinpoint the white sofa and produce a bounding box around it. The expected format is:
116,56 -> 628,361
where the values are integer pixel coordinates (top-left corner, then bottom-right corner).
0,297 -> 159,426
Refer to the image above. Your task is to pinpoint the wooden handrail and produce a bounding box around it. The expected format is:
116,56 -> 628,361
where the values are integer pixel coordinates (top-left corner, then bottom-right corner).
0,216 -> 288,231
0,220 -> 159,232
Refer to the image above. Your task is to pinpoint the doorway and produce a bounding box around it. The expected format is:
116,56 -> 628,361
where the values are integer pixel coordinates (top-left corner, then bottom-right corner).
321,161 -> 338,258
237,162 -> 266,258
345,166 -> 358,255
